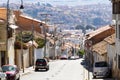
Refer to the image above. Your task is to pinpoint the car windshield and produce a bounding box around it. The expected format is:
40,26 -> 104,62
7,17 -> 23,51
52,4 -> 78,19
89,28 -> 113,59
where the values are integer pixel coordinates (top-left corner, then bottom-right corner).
95,62 -> 108,67
2,66 -> 16,72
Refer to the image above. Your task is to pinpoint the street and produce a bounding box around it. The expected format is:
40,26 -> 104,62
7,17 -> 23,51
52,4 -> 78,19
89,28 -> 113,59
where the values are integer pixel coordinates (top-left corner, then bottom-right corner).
20,59 -> 114,80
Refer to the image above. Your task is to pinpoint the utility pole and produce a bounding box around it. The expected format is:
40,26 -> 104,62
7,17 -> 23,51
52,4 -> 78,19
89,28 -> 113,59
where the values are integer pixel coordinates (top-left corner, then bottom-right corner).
20,29 -> 24,73
53,24 -> 57,59
53,22 -> 63,59
6,0 -> 24,65
6,0 -> 10,64
40,13 -> 51,58
31,19 -> 34,68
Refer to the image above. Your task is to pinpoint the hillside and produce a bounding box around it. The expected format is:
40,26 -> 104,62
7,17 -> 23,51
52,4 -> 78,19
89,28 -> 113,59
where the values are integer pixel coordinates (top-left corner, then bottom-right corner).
0,2 -> 112,31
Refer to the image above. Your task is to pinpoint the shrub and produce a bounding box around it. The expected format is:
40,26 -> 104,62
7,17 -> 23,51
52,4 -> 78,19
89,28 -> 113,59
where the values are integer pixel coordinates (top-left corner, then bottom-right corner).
35,38 -> 45,48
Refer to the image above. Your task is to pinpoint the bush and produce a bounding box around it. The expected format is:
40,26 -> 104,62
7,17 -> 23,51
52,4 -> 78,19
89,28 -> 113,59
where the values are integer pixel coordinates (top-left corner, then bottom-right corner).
78,49 -> 85,56
35,38 -> 45,48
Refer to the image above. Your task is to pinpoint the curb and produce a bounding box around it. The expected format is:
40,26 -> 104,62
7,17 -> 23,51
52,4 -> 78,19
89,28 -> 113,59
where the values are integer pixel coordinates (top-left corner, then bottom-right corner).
20,67 -> 34,76
20,72 -> 31,76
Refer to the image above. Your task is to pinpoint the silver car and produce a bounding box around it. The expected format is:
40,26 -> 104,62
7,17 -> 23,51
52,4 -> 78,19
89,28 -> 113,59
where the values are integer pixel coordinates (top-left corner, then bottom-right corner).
93,61 -> 110,78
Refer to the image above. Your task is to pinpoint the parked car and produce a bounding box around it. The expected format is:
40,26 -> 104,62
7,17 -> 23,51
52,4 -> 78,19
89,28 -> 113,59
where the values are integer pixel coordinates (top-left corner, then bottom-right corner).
68,56 -> 76,60
60,55 -> 67,60
93,61 -> 110,78
35,58 -> 49,71
2,65 -> 20,80
0,67 -> 6,80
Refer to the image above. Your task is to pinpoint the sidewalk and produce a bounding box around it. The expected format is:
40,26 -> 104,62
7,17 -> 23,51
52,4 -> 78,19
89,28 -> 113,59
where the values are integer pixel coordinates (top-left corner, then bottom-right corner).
20,66 -> 34,76
84,65 -> 92,80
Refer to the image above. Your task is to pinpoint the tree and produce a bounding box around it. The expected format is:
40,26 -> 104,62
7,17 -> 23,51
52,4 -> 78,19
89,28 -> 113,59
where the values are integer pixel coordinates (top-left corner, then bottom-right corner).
93,17 -> 104,26
16,31 -> 33,43
77,49 -> 85,56
75,24 -> 84,30
35,38 -> 45,48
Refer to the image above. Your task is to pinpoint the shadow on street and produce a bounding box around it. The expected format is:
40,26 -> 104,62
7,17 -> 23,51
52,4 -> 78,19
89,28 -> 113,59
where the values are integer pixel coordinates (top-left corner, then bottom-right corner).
80,59 -> 92,72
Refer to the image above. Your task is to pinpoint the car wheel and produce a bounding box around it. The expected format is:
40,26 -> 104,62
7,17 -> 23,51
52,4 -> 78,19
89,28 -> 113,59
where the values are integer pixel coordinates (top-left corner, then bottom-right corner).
46,67 -> 49,71
35,68 -> 38,71
93,76 -> 96,79
46,68 -> 48,71
17,76 -> 20,80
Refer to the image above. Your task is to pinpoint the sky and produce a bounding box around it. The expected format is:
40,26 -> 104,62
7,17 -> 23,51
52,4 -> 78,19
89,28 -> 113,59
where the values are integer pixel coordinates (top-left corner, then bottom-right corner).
0,0 -> 111,6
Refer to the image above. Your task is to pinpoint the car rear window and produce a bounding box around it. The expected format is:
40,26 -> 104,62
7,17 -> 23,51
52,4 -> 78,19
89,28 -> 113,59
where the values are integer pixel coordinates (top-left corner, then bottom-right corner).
95,62 -> 108,67
36,59 -> 46,62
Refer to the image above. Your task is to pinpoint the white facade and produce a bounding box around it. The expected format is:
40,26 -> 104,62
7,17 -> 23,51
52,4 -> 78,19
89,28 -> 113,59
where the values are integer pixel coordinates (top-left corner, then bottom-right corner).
107,44 -> 115,67
93,52 -> 107,63
8,37 -> 15,65
15,49 -> 29,69
34,48 -> 44,61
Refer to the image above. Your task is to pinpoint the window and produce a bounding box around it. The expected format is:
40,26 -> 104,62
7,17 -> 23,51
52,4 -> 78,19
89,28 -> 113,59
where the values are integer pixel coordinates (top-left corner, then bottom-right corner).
95,61 -> 108,67
113,2 -> 117,14
113,2 -> 120,14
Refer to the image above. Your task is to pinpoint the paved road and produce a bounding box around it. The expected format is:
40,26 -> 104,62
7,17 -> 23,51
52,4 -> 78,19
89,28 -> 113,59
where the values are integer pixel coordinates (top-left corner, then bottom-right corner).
21,59 -> 84,80
20,59 -> 114,80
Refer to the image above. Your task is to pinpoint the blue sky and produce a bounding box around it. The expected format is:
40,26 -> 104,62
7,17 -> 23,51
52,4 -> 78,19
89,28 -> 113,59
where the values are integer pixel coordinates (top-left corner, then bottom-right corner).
0,0 -> 111,6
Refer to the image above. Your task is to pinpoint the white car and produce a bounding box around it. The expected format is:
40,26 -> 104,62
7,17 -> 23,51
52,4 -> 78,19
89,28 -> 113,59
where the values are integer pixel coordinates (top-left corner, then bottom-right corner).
93,61 -> 110,78
69,56 -> 76,60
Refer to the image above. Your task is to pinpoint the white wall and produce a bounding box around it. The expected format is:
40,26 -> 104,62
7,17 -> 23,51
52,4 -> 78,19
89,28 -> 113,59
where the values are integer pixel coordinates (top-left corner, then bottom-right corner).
49,47 -> 55,57
8,38 -> 15,65
107,44 -> 115,66
16,50 -> 22,69
34,48 -> 44,61
93,52 -> 106,62
16,49 -> 29,69
23,49 -> 29,68
56,46 -> 61,57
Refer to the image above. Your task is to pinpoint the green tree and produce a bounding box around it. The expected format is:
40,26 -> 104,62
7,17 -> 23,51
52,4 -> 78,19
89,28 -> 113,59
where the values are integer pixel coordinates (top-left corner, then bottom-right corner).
35,38 -> 45,48
77,49 -> 85,56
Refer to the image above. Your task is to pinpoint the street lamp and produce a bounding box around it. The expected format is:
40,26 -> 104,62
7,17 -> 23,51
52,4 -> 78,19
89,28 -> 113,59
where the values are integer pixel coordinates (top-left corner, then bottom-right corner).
6,0 -> 24,70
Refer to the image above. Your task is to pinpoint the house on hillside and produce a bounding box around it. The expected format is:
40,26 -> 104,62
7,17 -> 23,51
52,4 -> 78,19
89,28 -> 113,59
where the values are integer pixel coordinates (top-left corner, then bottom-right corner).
92,33 -> 115,64
0,8 -> 55,70
14,9 -> 56,68
84,25 -> 115,68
